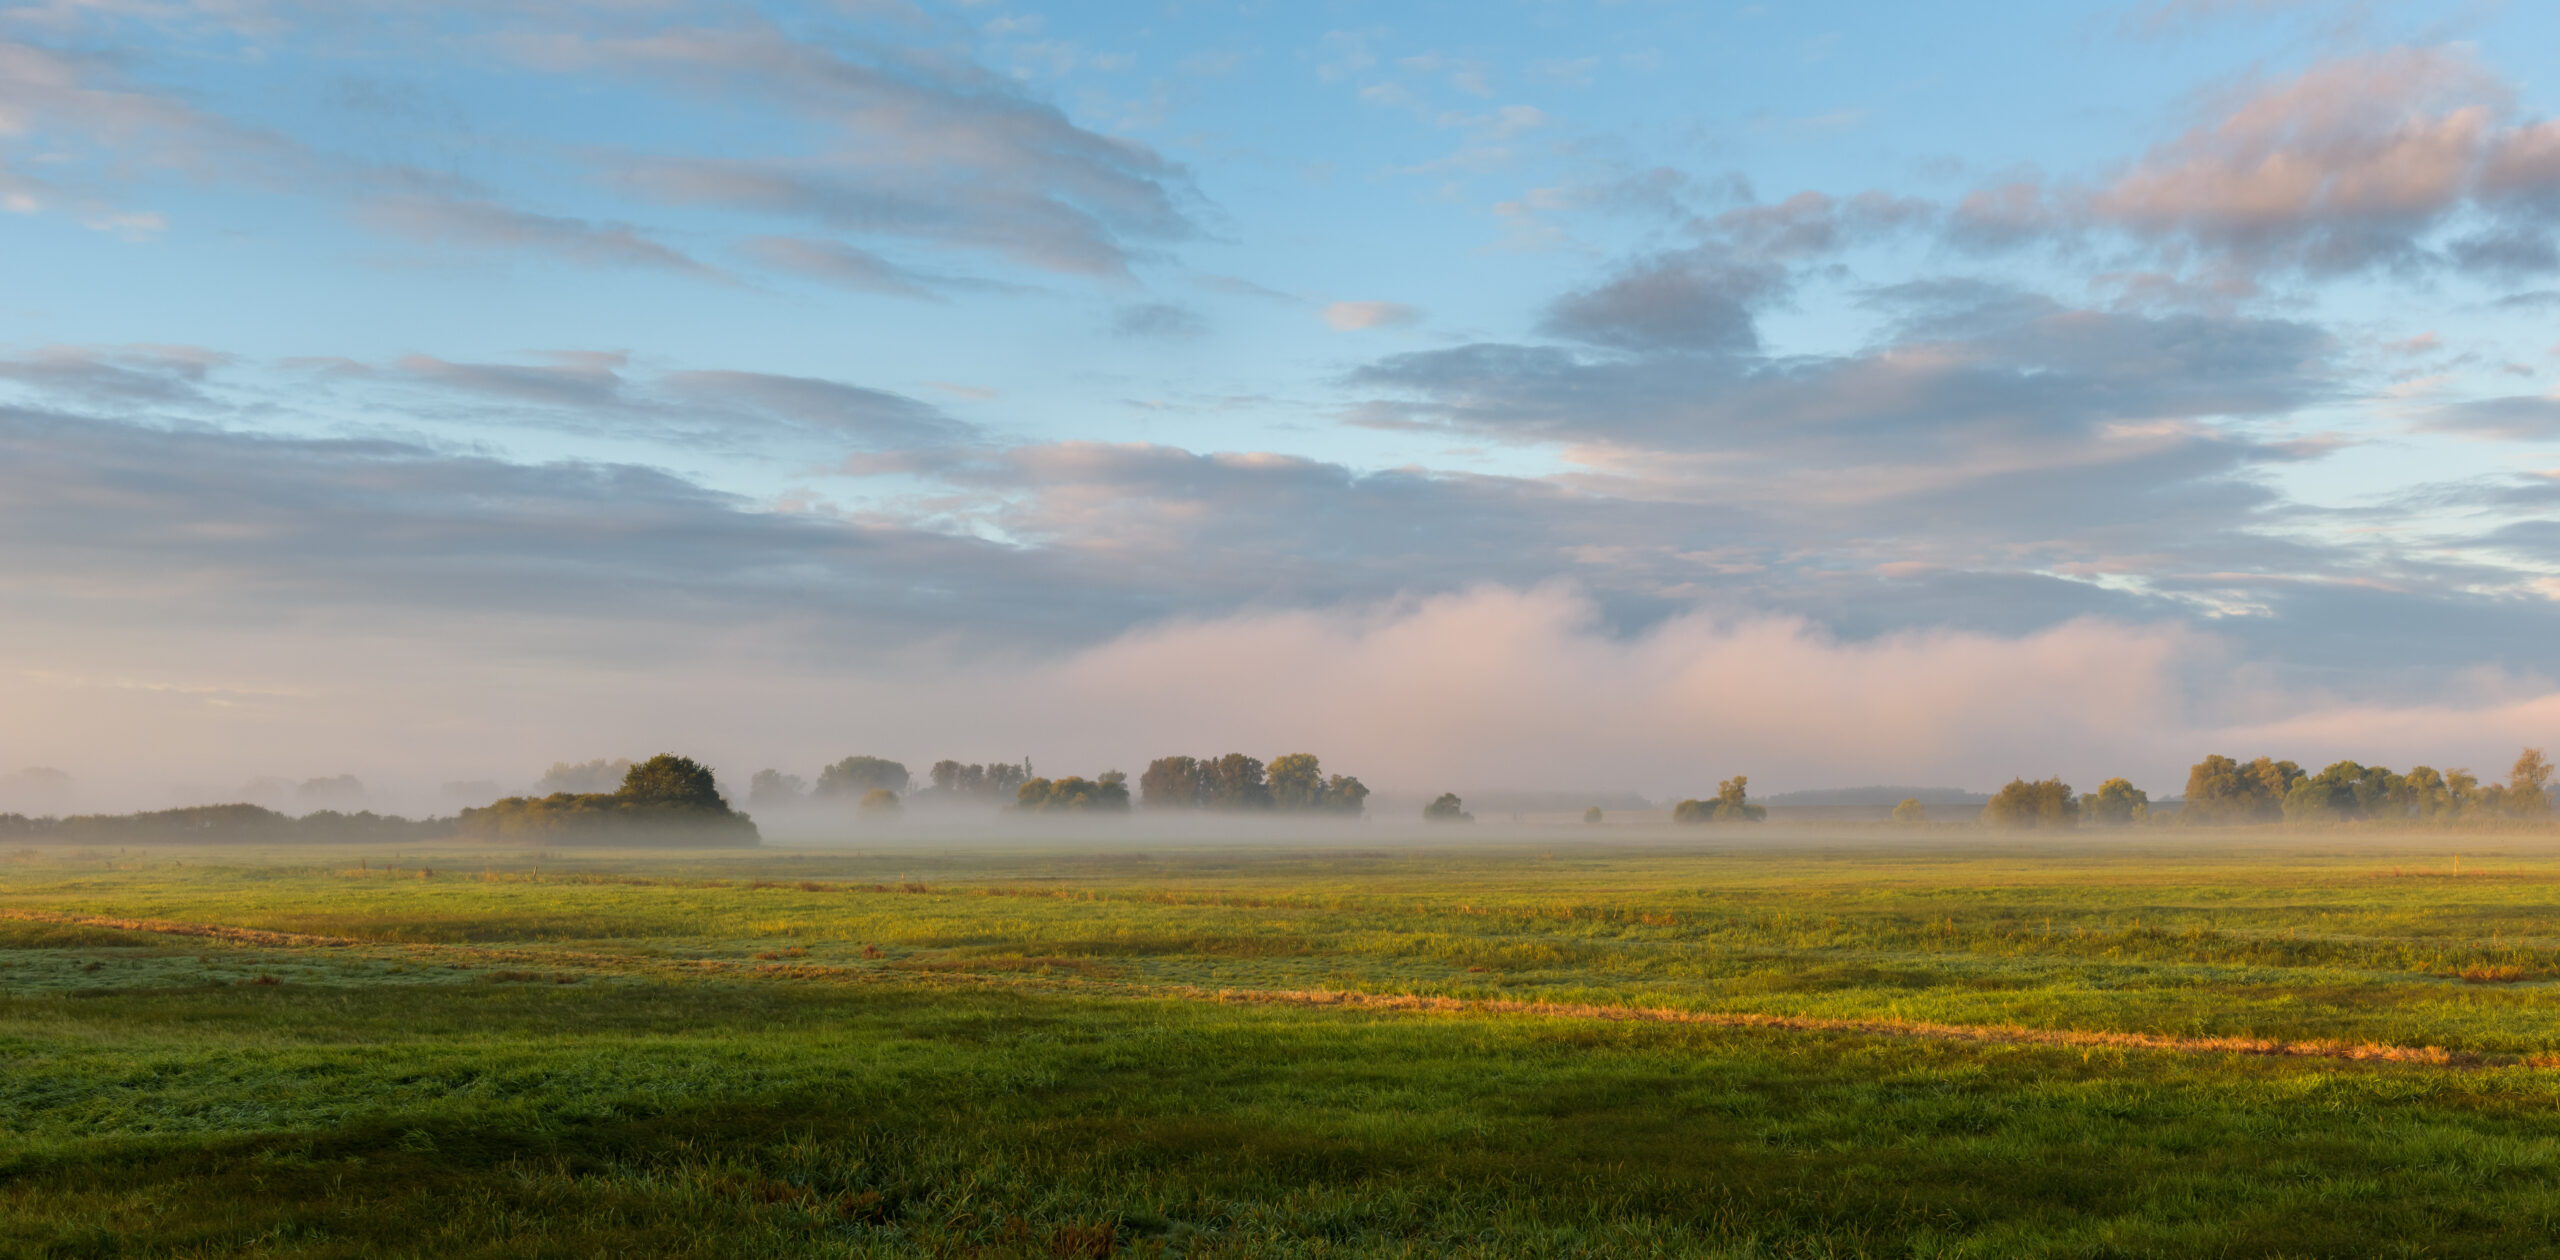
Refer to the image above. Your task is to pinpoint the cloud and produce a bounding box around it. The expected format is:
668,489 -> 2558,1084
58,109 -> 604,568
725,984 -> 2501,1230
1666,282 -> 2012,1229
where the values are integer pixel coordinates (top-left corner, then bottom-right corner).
1322,300 -> 1422,331
362,195 -> 716,274
555,24 -> 1199,277
1540,249 -> 1787,352
740,234 -> 939,298
0,344 -> 230,408
1958,47 -> 2560,283
356,351 -> 975,451
1112,302 -> 1207,339
2423,394 -> 2560,441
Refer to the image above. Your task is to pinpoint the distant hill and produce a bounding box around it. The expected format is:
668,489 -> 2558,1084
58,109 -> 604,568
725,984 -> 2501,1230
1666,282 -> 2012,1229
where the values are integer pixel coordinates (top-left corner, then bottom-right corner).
1762,786 -> 1990,807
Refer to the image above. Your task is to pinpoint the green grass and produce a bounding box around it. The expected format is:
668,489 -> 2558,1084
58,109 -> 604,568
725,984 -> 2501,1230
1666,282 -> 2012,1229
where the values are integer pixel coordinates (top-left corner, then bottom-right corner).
8,830 -> 2560,1255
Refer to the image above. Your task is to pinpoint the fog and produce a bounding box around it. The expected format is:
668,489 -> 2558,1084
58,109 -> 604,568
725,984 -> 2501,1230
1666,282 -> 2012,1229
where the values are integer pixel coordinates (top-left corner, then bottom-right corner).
5,585 -> 2555,816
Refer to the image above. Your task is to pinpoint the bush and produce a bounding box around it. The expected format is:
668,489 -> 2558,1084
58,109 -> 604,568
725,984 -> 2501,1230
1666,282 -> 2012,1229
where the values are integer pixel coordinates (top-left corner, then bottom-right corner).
1423,793 -> 1472,823
1891,798 -> 1926,824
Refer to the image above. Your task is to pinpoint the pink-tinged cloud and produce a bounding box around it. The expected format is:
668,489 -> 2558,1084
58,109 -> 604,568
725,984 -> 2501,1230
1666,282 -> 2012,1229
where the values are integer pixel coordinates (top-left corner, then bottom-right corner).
2079,48 -> 2560,273
1323,300 -> 1423,331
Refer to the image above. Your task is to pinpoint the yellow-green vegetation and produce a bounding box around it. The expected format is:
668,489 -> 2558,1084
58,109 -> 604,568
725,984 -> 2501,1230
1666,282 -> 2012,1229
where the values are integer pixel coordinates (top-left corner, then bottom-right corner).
12,831 -> 2560,1255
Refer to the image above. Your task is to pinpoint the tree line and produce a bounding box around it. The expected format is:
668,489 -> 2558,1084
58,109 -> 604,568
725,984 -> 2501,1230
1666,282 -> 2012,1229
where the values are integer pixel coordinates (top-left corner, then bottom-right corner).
1959,747 -> 2555,829
1139,754 -> 1370,814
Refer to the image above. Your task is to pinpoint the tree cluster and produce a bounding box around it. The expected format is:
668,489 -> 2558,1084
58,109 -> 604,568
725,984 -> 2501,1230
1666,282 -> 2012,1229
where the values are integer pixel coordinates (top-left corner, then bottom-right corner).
1139,753 -> 1369,815
457,754 -> 758,845
2184,748 -> 2552,824
1672,776 -> 1764,824
1015,772 -> 1132,813
1423,792 -> 1472,823
1982,777 -> 2080,829
816,756 -> 910,798
927,760 -> 1031,800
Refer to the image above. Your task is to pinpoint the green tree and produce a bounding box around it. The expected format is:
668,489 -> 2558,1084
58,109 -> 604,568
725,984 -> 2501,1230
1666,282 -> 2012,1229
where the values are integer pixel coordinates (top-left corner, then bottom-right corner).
1674,776 -> 1764,824
1423,792 -> 1472,823
1983,777 -> 2076,829
816,756 -> 910,798
2508,747 -> 2553,819
1015,774 -> 1133,813
2083,778 -> 2149,825
1201,754 -> 1271,810
1268,754 -> 1327,810
2283,761 -> 2405,822
1322,774 -> 1370,816
1139,756 -> 1204,808
1891,797 -> 1926,824
620,754 -> 727,809
2180,755 -> 2302,824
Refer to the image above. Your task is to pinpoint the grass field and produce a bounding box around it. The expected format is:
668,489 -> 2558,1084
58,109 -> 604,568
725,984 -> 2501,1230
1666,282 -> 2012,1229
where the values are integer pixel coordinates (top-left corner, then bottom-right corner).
9,827 -> 2560,1256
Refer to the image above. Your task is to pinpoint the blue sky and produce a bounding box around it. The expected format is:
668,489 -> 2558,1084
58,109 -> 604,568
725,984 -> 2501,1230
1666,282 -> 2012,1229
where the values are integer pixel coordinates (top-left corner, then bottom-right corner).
3,0 -> 2559,808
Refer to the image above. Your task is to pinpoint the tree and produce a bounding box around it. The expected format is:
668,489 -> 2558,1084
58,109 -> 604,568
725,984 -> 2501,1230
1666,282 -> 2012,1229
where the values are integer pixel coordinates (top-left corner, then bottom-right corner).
2180,755 -> 2302,824
1715,776 -> 1765,822
1140,756 -> 1205,808
1201,754 -> 1271,810
747,770 -> 806,810
1983,778 -> 2075,829
816,756 -> 910,798
1584,806 -> 1604,825
1423,792 -> 1472,822
1014,773 -> 1132,813
2283,761 -> 2404,822
539,758 -> 632,794
1892,797 -> 1926,824
1673,776 -> 1764,824
1321,774 -> 1370,816
457,753 -> 756,845
858,788 -> 900,817
2083,778 -> 2149,825
2508,748 -> 2553,819
620,754 -> 728,809
1268,754 -> 1326,810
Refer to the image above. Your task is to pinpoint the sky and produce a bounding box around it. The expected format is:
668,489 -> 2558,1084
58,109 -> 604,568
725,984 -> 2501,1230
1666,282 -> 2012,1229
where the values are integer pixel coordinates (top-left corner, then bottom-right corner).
3,0 -> 2559,812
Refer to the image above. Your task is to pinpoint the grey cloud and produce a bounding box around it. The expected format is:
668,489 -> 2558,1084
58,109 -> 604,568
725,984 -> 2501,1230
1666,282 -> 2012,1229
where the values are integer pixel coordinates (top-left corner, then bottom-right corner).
741,234 -> 939,298
662,370 -> 974,447
568,25 -> 1198,277
362,195 -> 716,275
1540,249 -> 1786,353
0,405 -> 1065,646
0,344 -> 232,408
392,352 -> 629,410
2423,395 -> 2560,441
1112,302 -> 1207,339
1364,293 -> 2331,461
360,353 -> 975,452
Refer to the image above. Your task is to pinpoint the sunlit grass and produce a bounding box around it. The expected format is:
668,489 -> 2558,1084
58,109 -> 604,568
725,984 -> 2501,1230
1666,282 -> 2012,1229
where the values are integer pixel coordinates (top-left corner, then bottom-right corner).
8,830 -> 2560,1254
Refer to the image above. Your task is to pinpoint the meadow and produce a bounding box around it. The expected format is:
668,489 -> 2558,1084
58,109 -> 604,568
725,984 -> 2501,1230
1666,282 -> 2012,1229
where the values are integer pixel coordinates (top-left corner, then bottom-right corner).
8,825 -> 2560,1256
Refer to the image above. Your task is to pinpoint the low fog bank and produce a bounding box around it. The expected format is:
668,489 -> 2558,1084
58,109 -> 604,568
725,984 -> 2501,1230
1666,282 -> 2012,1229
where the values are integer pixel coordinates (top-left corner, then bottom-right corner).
7,587 -> 2558,818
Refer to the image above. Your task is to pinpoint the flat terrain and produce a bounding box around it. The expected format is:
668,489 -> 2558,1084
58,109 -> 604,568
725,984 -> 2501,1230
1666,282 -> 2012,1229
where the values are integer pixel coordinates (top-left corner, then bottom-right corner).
8,827 -> 2560,1256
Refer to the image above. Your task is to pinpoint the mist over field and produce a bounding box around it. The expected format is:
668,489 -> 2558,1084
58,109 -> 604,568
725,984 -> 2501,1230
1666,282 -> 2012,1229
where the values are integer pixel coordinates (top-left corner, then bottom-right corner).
10,584 -> 2560,817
